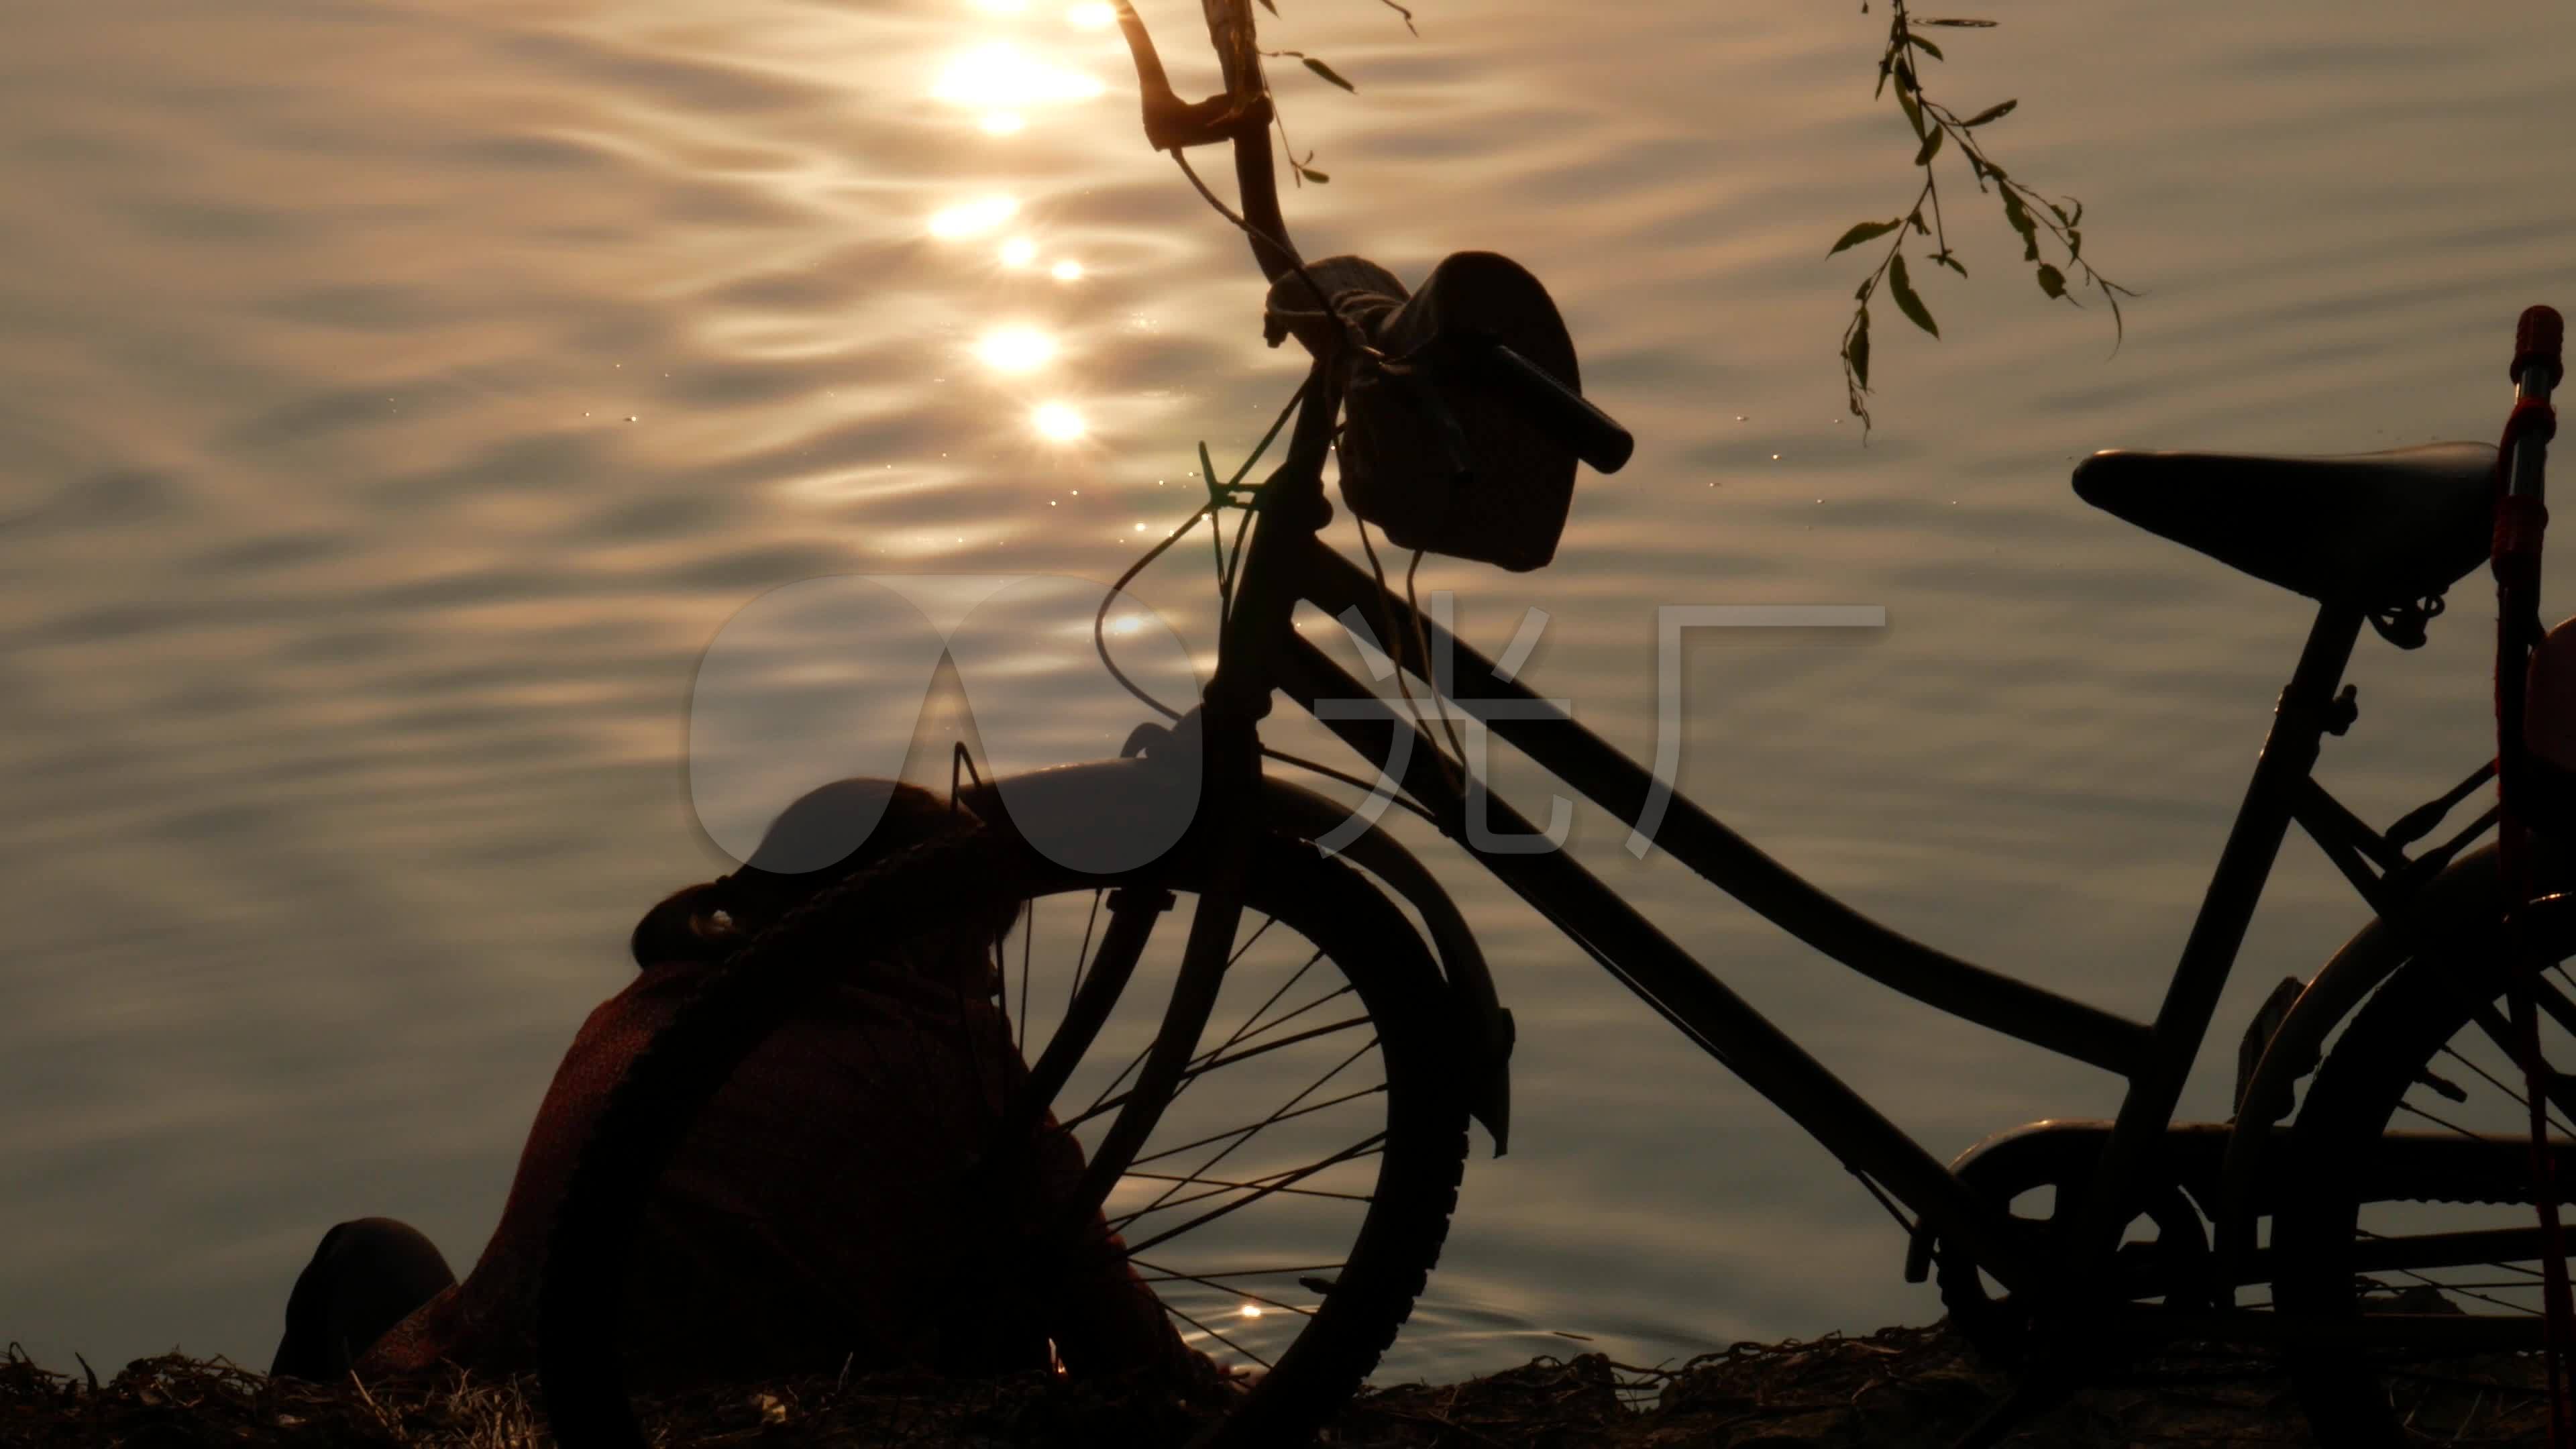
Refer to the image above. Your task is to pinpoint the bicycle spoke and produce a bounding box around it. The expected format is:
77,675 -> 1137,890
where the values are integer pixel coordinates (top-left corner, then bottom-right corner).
1124,1167 -> 1373,1203
1058,1016 -> 1376,1135
1121,1037 -> 1378,1227
2398,1098 -> 2506,1144
1066,890 -> 1099,1009
1129,1261 -> 1348,1283
1197,948 -> 1330,1068
2529,975 -> 2576,1042
1118,1163 -> 1371,1224
1159,1299 -> 1275,1369
1127,1081 -> 1388,1169
2353,1228 -> 2551,1318
1129,1258 -> 1319,1318
2464,1005 -> 2576,1135
1123,1132 -> 1389,1259
1071,914 -> 1290,1126
2436,1041 -> 2576,1140
1193,982 -> 1356,1071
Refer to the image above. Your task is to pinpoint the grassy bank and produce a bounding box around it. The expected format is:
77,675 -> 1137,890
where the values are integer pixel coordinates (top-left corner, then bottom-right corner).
3,1322 -> 2553,1447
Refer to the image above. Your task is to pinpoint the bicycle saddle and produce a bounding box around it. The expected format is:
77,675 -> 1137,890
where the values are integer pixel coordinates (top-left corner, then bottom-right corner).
2072,442 -> 2496,610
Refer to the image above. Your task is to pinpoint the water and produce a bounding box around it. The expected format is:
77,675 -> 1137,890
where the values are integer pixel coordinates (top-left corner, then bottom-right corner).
4,0 -> 2573,1385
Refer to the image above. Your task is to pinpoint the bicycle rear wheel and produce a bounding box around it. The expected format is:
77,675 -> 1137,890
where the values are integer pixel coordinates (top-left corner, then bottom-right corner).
539,827 -> 1469,1449
2275,914 -> 2576,1445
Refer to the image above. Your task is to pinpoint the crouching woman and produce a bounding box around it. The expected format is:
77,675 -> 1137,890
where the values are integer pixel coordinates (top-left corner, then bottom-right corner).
271,780 -> 1194,1389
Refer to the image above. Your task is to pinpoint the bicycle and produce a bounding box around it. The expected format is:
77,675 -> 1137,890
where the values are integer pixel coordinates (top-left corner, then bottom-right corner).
537,6 -> 2571,1446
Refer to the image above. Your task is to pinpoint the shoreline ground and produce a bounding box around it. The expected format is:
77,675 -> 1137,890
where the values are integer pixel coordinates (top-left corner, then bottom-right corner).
2,1320 -> 2552,1446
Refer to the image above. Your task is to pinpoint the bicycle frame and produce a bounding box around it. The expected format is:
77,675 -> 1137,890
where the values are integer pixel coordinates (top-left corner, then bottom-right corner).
1150,357 -> 2453,1311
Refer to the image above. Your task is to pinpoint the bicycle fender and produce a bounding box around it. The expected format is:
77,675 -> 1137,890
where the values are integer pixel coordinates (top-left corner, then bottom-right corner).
2214,842 -> 2510,1283
956,756 -> 1515,1155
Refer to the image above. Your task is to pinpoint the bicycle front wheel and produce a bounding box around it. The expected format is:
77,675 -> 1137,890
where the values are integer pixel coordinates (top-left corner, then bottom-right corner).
2275,911 -> 2576,1445
540,827 -> 1470,1449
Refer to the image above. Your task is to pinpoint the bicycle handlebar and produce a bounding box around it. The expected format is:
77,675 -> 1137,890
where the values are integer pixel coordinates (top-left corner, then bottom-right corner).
2516,304 -> 2565,390
1451,335 -> 1635,475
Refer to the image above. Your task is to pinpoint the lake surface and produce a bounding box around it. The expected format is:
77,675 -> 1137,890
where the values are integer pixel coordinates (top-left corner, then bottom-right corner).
5,0 -> 2575,1384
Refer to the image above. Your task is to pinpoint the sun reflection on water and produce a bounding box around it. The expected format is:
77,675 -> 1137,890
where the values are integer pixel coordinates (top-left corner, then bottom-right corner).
928,195 -> 1017,237
975,326 -> 1057,374
1032,402 -> 1085,441
932,43 -> 1106,109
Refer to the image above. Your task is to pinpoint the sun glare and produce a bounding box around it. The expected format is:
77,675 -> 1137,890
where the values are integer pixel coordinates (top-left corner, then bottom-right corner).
977,326 -> 1057,374
1067,3 -> 1117,27
929,195 -> 1017,238
1032,402 -> 1085,441
1000,236 -> 1038,268
1051,258 -> 1084,281
979,111 -> 1026,136
933,44 -> 1106,109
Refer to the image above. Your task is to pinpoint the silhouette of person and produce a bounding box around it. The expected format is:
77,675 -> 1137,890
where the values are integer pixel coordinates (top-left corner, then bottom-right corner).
271,779 -> 1193,1388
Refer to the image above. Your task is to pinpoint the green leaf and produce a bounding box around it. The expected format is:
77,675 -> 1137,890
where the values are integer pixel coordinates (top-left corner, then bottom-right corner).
1301,56 -> 1356,91
1258,0 -> 1277,12
1297,165 -> 1331,183
1894,64 -> 1925,138
1848,313 -> 1872,390
1960,99 -> 2017,127
2001,189 -> 2040,260
1874,58 -> 1891,99
1904,32 -> 1945,60
1888,254 -> 1939,337
1827,218 -> 1905,255
1916,16 -> 2000,25
1932,251 -> 1968,276
1913,127 -> 1943,167
2036,264 -> 2067,299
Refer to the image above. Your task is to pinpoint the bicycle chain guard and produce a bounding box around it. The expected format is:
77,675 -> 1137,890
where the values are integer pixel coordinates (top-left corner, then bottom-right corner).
1910,1121 -> 2215,1366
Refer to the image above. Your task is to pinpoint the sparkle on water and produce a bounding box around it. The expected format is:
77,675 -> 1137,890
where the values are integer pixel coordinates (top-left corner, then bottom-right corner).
931,43 -> 1106,110
928,195 -> 1016,238
1000,236 -> 1038,268
1032,402 -> 1084,440
1050,258 -> 1083,281
975,325 -> 1056,374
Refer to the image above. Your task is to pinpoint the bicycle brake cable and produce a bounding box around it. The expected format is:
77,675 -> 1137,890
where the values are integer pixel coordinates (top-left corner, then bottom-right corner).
1091,378 -> 1307,722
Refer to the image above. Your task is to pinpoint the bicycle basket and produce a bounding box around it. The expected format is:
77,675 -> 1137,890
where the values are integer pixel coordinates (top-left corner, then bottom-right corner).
1267,251 -> 1586,572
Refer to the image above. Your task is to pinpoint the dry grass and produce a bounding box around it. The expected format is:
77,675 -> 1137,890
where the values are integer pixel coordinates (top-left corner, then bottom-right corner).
4,1323 -> 2559,1448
